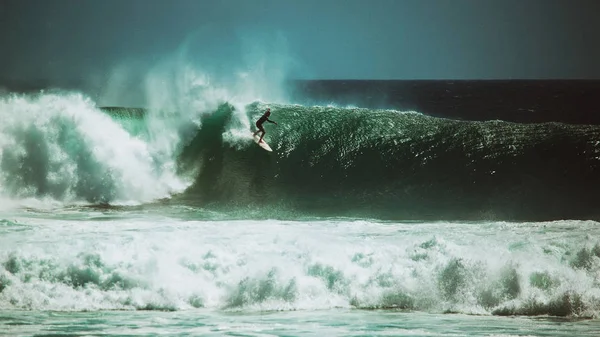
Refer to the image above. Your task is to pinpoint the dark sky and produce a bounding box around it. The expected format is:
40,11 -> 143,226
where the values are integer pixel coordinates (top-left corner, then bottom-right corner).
1,0 -> 599,82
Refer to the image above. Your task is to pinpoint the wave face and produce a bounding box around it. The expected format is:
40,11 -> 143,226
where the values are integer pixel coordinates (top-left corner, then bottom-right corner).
175,102 -> 600,221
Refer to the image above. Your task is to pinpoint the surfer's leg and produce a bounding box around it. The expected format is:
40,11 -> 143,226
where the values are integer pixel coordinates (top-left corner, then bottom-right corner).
254,122 -> 264,137
255,124 -> 265,142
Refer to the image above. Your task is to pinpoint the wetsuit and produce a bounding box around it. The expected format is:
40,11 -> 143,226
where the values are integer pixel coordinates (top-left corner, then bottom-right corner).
256,112 -> 274,131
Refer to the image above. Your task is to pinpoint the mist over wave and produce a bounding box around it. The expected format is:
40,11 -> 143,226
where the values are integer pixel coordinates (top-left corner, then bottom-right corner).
0,32 -> 296,209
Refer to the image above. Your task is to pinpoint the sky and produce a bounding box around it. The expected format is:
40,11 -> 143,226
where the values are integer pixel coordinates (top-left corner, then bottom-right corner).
1,0 -> 599,85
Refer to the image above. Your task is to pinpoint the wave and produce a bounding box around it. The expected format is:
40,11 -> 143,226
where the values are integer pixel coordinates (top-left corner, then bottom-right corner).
0,93 -> 188,206
1,90 -> 600,221
170,102 -> 600,221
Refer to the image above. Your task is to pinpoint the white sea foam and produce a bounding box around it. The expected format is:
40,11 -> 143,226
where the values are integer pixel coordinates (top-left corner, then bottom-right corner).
0,217 -> 598,317
0,93 -> 188,206
0,33 -> 297,208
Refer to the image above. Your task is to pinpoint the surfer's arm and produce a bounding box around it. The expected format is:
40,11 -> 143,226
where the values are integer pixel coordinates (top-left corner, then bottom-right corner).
267,119 -> 277,125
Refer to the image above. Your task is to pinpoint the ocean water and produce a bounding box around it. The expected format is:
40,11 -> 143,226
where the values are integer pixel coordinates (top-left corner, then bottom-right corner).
1,80 -> 600,336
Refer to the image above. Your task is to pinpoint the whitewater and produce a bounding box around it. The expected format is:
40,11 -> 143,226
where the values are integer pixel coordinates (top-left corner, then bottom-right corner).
1,84 -> 600,336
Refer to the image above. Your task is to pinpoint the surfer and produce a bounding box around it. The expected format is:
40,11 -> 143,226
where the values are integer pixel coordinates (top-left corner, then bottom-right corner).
253,107 -> 277,143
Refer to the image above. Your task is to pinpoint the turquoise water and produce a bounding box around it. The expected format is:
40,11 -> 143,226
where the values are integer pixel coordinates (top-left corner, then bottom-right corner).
3,309 -> 599,336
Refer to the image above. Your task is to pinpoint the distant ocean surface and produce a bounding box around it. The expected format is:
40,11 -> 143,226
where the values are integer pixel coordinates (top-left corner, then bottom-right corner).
290,80 -> 600,124
1,79 -> 600,336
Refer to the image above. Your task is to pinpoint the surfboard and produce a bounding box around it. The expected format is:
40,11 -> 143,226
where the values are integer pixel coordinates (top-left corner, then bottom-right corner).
253,134 -> 273,152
